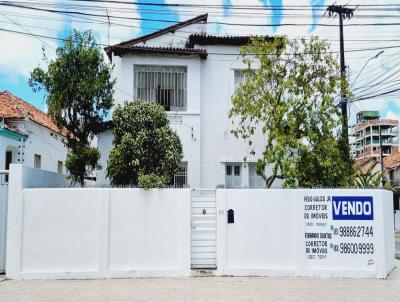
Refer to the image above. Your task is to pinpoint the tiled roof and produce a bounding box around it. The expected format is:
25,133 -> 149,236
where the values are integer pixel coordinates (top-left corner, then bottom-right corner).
105,14 -> 278,60
187,34 -> 274,46
106,14 -> 208,57
354,158 -> 378,175
107,45 -> 208,59
0,91 -> 68,137
384,153 -> 400,169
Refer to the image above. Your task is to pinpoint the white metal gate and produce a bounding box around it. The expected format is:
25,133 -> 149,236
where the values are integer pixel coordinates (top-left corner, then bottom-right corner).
191,190 -> 217,269
0,171 -> 9,273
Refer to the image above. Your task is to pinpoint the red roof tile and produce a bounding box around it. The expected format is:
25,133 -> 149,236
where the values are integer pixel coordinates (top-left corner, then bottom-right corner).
354,158 -> 378,175
0,91 -> 68,137
384,153 -> 400,169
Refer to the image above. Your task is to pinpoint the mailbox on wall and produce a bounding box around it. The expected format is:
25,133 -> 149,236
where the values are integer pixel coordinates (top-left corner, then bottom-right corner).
227,209 -> 234,223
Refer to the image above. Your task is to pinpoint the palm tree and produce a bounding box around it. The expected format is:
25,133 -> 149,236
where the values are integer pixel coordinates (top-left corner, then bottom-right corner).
353,164 -> 395,190
353,165 -> 382,188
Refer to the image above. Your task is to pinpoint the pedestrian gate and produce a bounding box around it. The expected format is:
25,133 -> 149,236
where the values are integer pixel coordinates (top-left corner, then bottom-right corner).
191,190 -> 217,269
0,171 -> 9,273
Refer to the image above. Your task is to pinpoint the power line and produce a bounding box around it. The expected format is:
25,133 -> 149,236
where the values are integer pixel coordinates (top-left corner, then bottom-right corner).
3,9 -> 400,40
352,87 -> 400,102
3,0 -> 400,18
3,2 -> 400,28
0,12 -> 55,50
51,0 -> 400,10
2,26 -> 400,57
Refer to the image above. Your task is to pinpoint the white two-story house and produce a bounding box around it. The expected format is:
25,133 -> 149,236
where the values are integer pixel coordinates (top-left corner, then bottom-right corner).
97,13 -> 282,189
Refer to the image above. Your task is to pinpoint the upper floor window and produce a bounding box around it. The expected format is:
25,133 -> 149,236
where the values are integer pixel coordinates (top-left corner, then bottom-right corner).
234,69 -> 252,91
134,65 -> 187,111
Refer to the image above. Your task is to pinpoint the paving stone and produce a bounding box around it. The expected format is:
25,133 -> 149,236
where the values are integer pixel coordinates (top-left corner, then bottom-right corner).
0,263 -> 399,302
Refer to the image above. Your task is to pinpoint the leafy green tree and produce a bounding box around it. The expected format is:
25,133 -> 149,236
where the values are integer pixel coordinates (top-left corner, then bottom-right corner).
107,100 -> 183,187
230,36 -> 352,188
29,30 -> 114,185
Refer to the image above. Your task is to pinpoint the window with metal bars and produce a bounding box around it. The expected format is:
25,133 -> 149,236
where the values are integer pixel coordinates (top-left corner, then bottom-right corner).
173,162 -> 188,188
134,65 -> 187,111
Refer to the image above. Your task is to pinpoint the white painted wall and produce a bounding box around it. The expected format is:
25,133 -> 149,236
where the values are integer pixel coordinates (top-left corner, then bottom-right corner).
0,180 -> 7,272
3,120 -> 68,173
200,45 -> 281,188
395,210 -> 400,230
6,165 -> 191,280
216,189 -> 395,279
5,167 -> 396,279
136,23 -> 206,49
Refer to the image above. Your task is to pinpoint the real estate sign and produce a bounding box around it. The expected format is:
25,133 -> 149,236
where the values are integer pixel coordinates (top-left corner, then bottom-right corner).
304,194 -> 376,269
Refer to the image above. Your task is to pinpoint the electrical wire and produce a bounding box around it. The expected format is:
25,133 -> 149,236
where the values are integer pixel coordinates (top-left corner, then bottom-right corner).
3,2 -> 400,28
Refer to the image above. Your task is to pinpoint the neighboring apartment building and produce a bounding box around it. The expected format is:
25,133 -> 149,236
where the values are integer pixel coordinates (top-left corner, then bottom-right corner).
353,111 -> 399,162
0,91 -> 68,174
97,14 -> 281,188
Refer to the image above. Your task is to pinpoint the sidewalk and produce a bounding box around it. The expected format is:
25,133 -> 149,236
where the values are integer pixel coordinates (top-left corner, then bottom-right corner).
0,263 -> 399,302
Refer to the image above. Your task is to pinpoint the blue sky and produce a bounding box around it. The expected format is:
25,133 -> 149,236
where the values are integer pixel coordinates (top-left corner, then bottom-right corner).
0,0 -> 399,123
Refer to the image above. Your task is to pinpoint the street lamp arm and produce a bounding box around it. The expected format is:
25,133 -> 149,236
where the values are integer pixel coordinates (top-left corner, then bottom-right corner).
350,50 -> 384,89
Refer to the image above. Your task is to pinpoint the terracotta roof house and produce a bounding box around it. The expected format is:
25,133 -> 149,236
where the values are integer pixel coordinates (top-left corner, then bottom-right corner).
0,91 -> 68,174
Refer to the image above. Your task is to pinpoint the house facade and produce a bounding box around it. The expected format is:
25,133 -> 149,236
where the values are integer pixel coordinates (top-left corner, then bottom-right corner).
0,91 -> 68,174
97,14 -> 282,189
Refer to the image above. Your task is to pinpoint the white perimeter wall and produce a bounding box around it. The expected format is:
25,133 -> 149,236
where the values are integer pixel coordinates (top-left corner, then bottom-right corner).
6,165 -> 191,280
395,210 -> 400,230
6,165 -> 396,279
216,189 -> 395,278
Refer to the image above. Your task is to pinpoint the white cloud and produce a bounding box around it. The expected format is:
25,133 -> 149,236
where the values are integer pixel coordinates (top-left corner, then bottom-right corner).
386,110 -> 399,120
66,0 -> 140,46
0,0 -> 63,79
0,0 -> 141,81
164,0 -> 279,36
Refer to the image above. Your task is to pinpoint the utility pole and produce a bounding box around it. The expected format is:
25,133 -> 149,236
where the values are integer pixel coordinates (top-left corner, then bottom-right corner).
106,9 -> 110,46
326,4 -> 355,165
